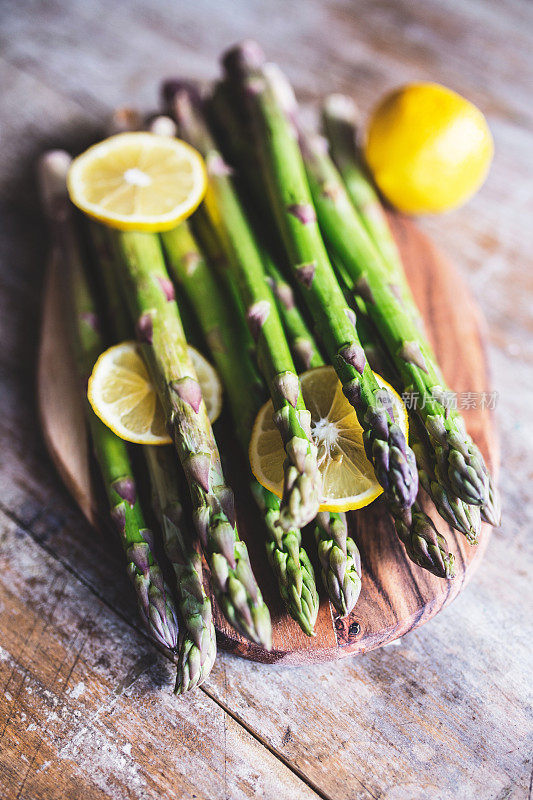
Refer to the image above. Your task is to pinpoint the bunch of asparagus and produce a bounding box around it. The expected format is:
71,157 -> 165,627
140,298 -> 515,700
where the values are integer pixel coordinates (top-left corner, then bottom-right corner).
38,41 -> 500,691
201,41 -> 499,545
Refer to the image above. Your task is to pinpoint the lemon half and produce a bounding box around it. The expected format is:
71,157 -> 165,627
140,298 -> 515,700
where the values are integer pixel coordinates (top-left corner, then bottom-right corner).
88,341 -> 222,445
249,366 -> 408,513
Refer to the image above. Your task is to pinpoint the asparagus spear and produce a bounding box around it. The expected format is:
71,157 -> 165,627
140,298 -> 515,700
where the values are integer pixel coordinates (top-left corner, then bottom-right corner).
163,219 -> 363,615
89,221 -> 217,688
38,151 -> 179,651
145,446 -> 216,692
161,220 -> 320,634
151,114 -> 325,628
321,96 -> 406,284
313,512 -> 363,614
210,79 -> 454,565
220,44 -> 419,515
410,430 -> 481,544
177,96 -> 363,607
158,108 -> 361,613
208,81 -> 259,178
394,504 -> 454,578
109,227 -> 271,648
164,83 -> 321,532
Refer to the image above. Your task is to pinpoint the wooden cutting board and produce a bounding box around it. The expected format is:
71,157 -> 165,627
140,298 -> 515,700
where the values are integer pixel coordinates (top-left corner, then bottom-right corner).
38,214 -> 498,665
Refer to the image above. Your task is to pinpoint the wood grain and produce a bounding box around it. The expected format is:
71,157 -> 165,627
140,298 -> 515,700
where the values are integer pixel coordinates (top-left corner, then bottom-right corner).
0,510 -> 319,800
1,1 -> 532,798
37,252 -> 99,528
38,213 -> 497,664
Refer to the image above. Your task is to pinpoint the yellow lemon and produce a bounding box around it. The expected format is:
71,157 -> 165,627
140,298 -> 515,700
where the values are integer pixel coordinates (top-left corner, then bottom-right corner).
249,366 -> 408,513
67,132 -> 206,231
88,341 -> 222,445
364,83 -> 493,214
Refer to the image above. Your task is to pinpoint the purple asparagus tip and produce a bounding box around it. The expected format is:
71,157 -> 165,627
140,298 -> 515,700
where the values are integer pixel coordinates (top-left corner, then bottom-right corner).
222,40 -> 266,80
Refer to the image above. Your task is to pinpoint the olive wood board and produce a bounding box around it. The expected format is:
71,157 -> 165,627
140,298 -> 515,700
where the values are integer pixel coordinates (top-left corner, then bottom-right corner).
38,214 -> 498,665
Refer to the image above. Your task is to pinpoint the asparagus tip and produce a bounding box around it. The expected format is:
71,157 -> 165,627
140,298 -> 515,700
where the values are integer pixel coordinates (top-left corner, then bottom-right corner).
323,93 -> 361,126
38,150 -> 72,214
481,482 -> 502,527
161,79 -> 202,115
222,39 -> 266,79
148,115 -> 178,138
263,62 -> 297,115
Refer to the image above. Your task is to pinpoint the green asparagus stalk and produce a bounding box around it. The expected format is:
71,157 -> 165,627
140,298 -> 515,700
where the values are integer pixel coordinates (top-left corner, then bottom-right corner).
161,220 -> 320,634
38,151 -> 179,651
263,257 -> 324,372
159,224 -> 264,447
321,96 -> 406,283
145,446 -> 216,692
190,209 -> 257,361
109,227 -> 271,648
89,220 -> 217,688
250,56 -> 492,511
164,83 -> 321,532
208,81 -> 258,174
163,219 -> 363,616
267,58 -> 491,511
221,44 -> 419,515
151,115 -> 323,629
313,512 -> 363,614
164,101 -> 361,616
197,224 -> 364,617
322,95 -> 423,327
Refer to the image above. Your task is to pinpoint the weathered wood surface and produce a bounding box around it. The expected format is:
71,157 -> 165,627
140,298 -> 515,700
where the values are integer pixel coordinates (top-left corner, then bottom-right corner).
38,213 -> 497,664
1,1 -> 532,798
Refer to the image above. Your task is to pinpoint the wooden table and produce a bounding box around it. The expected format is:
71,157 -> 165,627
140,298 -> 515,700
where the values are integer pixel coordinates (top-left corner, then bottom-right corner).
1,2 -> 532,798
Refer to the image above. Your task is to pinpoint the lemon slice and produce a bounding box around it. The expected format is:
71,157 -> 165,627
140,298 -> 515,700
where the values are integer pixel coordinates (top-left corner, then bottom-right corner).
88,341 -> 222,445
67,132 -> 206,231
249,366 -> 408,513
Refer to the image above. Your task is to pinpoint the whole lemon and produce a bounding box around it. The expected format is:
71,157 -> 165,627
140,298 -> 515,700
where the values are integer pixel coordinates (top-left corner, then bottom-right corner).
364,83 -> 494,214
